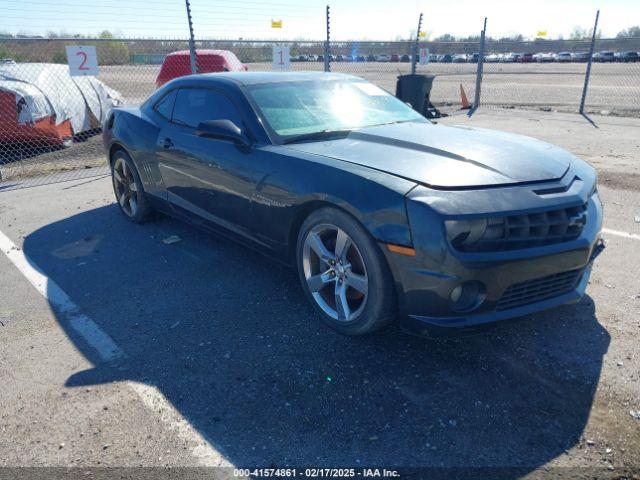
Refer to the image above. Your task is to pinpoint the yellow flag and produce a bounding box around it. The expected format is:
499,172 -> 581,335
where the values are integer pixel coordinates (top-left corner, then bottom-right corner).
419,31 -> 426,38
271,19 -> 283,29
537,30 -> 547,37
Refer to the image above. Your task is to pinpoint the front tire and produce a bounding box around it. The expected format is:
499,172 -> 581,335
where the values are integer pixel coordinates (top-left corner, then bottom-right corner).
111,150 -> 153,223
296,207 -> 397,335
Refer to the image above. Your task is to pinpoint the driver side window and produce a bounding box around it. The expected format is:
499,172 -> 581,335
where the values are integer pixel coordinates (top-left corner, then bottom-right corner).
172,88 -> 243,129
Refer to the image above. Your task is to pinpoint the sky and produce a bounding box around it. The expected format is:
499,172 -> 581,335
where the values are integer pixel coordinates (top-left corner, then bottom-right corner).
2,0 -> 639,40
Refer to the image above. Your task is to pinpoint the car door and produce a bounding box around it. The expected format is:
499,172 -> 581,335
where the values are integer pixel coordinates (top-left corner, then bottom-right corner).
157,87 -> 258,238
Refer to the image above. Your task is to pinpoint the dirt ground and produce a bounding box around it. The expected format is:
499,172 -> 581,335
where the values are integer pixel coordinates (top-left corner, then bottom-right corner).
0,137 -> 105,182
95,62 -> 640,114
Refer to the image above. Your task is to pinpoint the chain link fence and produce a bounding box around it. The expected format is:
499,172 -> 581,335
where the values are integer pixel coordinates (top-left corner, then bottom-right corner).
0,37 -> 421,188
586,37 -> 640,115
0,35 -> 639,189
475,37 -> 640,114
480,39 -> 593,112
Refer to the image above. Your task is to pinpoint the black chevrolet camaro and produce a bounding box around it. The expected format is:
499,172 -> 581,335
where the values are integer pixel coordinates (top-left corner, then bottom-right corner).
103,72 -> 604,336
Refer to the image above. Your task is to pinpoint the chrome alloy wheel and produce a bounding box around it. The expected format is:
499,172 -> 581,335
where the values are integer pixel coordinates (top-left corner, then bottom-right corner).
302,224 -> 369,322
112,157 -> 139,217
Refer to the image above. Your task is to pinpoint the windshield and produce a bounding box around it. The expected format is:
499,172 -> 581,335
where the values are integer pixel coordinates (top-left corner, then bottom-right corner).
246,79 -> 426,140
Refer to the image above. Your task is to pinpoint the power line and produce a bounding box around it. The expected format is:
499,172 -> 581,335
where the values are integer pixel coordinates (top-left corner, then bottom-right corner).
8,0 -> 312,14
4,0 -> 315,8
3,11 -> 318,22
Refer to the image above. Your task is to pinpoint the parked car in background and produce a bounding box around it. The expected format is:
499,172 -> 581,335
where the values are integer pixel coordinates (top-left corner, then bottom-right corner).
467,53 -> 480,63
452,54 -> 467,63
429,54 -> 439,63
502,52 -> 519,63
571,52 -> 590,62
356,55 -> 366,62
366,54 -> 377,62
438,54 -> 453,63
156,50 -> 247,88
400,54 -> 411,63
104,72 -> 604,336
616,51 -> 639,62
593,51 -> 615,62
390,54 -> 400,62
485,53 -> 501,62
377,54 -> 391,62
307,55 -> 318,62
518,53 -> 534,63
555,52 -> 572,62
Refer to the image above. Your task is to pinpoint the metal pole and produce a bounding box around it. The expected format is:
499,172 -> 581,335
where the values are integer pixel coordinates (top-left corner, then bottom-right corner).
411,12 -> 423,75
324,5 -> 331,72
579,10 -> 599,114
185,0 -> 197,74
471,17 -> 487,114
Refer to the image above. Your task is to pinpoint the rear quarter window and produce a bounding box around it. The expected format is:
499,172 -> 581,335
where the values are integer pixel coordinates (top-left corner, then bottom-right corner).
154,89 -> 177,120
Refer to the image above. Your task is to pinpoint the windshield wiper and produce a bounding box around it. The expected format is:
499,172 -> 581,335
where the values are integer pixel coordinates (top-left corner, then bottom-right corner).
370,119 -> 423,128
281,129 -> 352,145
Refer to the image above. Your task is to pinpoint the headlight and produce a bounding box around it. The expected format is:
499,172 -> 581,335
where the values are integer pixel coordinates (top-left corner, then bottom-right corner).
445,218 -> 487,248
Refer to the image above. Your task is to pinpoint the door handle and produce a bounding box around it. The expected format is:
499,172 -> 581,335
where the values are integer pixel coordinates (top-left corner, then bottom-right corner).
163,137 -> 174,149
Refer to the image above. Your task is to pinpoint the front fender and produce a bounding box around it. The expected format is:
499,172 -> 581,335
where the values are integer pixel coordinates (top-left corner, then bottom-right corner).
250,146 -> 418,257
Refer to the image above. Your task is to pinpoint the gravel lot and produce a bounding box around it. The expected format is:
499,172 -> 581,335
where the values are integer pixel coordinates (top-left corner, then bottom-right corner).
1,61 -> 638,183
96,62 -> 640,114
0,109 -> 638,478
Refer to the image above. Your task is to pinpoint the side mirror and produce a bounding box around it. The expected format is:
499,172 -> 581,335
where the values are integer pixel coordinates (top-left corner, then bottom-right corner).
196,119 -> 250,146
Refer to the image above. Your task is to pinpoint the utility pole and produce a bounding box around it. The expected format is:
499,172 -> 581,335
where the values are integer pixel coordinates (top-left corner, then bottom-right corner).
471,16 -> 487,115
580,10 -> 600,114
411,13 -> 423,75
324,5 -> 331,72
185,0 -> 197,74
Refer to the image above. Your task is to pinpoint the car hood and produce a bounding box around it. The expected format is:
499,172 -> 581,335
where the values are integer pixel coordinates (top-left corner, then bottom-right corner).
283,122 -> 573,189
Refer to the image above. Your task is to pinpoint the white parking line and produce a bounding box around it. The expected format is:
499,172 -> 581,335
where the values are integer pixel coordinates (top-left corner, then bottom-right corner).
602,228 -> 640,241
0,228 -> 228,467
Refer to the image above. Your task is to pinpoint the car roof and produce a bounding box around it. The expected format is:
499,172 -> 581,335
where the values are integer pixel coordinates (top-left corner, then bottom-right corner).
166,49 -> 237,58
193,71 -> 361,86
146,71 -> 365,107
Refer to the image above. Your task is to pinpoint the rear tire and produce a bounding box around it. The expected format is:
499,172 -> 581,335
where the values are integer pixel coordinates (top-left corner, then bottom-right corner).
296,207 -> 397,335
111,150 -> 153,223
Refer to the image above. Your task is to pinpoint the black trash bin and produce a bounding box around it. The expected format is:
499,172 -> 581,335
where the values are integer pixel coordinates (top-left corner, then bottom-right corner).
395,74 -> 441,118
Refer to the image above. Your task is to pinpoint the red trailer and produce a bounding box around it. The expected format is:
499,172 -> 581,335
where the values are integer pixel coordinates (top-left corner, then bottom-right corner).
0,87 -> 73,147
0,63 -> 123,148
155,50 -> 248,88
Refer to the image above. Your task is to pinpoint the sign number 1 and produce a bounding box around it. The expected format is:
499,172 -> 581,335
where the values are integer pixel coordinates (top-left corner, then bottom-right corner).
272,45 -> 290,70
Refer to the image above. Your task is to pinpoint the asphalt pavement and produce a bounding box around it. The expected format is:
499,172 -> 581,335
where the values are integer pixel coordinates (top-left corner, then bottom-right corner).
0,109 -> 639,479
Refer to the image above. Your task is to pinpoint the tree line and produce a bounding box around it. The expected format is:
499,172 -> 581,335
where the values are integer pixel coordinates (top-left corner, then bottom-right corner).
1,27 -> 639,66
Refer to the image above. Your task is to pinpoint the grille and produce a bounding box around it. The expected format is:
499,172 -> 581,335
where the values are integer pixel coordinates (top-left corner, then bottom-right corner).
496,269 -> 582,311
463,203 -> 588,252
